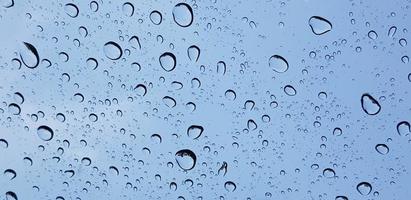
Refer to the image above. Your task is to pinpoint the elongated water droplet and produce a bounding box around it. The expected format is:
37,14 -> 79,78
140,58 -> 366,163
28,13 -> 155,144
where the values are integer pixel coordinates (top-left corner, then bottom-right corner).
375,144 -> 389,155
37,125 -> 54,141
150,10 -> 162,25
187,45 -> 200,62
309,16 -> 332,35
388,26 -> 397,37
103,41 -> 122,60
159,52 -> 176,72
368,30 -> 378,40
4,169 -> 16,180
269,55 -> 288,73
361,93 -> 381,115
396,121 -> 410,136
284,85 -> 296,96
20,42 -> 40,69
172,3 -> 193,27
175,149 -> 196,171
1,0 -> 14,8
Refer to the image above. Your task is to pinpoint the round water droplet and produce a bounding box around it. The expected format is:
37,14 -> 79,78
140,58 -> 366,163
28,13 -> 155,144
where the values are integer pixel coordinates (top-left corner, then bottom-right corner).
225,89 -> 236,100
175,149 -> 196,171
396,121 -> 410,136
37,125 -> 53,141
361,93 -> 381,115
333,127 -> 342,136
172,3 -> 193,27
368,30 -> 378,40
81,157 -> 91,166
20,42 -> 39,69
56,113 -> 65,122
64,3 -> 79,18
109,166 -> 119,175
103,41 -> 122,60
187,125 -> 203,139
401,55 -> 409,64
134,84 -> 147,96
4,169 -> 16,180
269,55 -> 288,73
162,96 -> 176,108
89,113 -> 98,122
8,103 -> 20,115
159,52 -> 176,72
323,168 -> 335,178
86,58 -> 98,70
0,139 -> 8,148
122,2 -> 134,17
90,1 -> 98,12
357,182 -> 372,195
284,85 -> 296,96
150,10 -> 162,25
5,191 -> 17,200
187,45 -> 200,62
375,144 -> 389,155
150,134 -> 162,144
309,16 -> 332,35
224,181 -> 236,192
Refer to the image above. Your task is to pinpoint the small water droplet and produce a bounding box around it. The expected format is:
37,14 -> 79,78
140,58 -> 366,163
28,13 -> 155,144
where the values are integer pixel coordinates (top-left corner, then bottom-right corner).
4,169 -> 16,180
323,168 -> 335,178
8,103 -> 20,115
5,191 -> 17,200
225,89 -> 236,100
134,84 -> 147,96
388,26 -> 397,37
86,58 -> 98,70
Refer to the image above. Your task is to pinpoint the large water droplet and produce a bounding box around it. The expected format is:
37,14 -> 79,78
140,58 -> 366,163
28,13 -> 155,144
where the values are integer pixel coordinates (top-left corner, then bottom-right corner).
309,16 -> 332,35
5,191 -> 17,200
1,0 -> 14,8
86,57 -> 98,70
37,125 -> 54,141
175,149 -> 196,171
357,182 -> 372,195
361,93 -> 381,115
20,42 -> 39,69
187,45 -> 200,62
4,169 -> 16,180
159,52 -> 176,72
149,10 -> 162,25
396,121 -> 410,136
8,103 -> 20,115
172,3 -> 193,27
187,125 -> 203,139
323,168 -> 335,178
375,144 -> 389,155
103,41 -> 122,60
269,55 -> 289,73
64,3 -> 79,18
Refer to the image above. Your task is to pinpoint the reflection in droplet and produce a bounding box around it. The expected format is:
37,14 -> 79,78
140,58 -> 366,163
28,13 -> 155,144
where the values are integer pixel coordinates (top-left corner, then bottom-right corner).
375,144 -> 389,155
357,182 -> 372,195
103,41 -> 122,60
309,16 -> 332,35
269,55 -> 288,73
224,181 -> 236,192
20,42 -> 40,69
149,10 -> 162,25
37,125 -> 54,141
172,3 -> 193,27
159,52 -> 176,72
64,3 -> 79,18
175,149 -> 196,171
187,125 -> 204,139
284,85 -> 296,96
361,93 -> 381,115
187,45 -> 200,62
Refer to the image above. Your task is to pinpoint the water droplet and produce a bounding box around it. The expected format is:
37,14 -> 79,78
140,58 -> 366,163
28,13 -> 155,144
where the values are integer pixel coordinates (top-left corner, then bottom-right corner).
162,96 -> 176,108
150,134 -> 162,144
122,2 -> 134,17
89,1 -> 98,12
323,168 -> 335,178
86,58 -> 98,70
217,61 -> 226,75
134,84 -> 147,96
224,181 -> 236,192
37,125 -> 54,141
159,52 -> 176,72
361,93 -> 381,115
284,85 -> 296,96
64,3 -> 79,18
357,182 -> 372,195
1,0 -> 14,8
109,166 -> 119,175
149,10 -> 162,25
0,139 -> 8,148
218,162 -> 228,176
13,92 -> 24,104
4,169 -> 16,180
172,3 -> 193,27
269,55 -> 288,73
103,41 -> 122,60
333,127 -> 342,136
5,191 -> 17,200
187,45 -> 200,62
247,119 -> 257,130
399,38 -> 407,47
375,144 -> 389,155
20,42 -> 40,69
368,30 -> 378,40
335,196 -> 348,200
388,26 -> 397,37
187,125 -> 203,139
396,121 -> 410,136
225,89 -> 236,100
309,16 -> 332,35
129,36 -> 141,50
401,55 -> 409,64
8,103 -> 20,115
89,113 -> 98,122
175,149 -> 196,171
